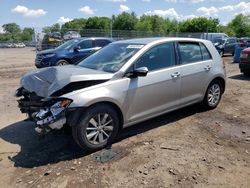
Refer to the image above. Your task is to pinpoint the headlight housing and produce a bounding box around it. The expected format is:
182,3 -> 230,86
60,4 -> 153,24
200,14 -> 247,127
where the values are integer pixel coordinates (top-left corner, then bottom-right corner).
50,99 -> 72,117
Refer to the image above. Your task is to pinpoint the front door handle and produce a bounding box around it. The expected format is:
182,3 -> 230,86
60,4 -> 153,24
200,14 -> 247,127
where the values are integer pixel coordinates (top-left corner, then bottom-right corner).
171,72 -> 181,78
204,65 -> 211,71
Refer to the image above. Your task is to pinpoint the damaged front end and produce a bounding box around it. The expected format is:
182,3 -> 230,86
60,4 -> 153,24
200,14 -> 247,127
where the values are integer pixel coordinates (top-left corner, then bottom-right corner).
16,87 -> 72,134
15,65 -> 113,134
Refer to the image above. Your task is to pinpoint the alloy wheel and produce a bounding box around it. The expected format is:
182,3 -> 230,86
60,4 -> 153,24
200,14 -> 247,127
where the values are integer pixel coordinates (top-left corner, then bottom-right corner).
86,113 -> 114,145
207,83 -> 221,107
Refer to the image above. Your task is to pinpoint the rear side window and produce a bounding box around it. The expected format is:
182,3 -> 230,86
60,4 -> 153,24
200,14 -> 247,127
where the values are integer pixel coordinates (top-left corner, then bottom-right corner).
95,39 -> 111,47
135,42 -> 176,71
200,43 -> 212,60
178,42 -> 202,64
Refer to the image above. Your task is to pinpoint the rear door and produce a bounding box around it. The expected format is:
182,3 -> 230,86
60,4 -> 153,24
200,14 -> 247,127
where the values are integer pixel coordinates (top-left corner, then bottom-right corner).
224,38 -> 237,54
126,42 -> 181,122
95,39 -> 112,48
178,42 -> 213,106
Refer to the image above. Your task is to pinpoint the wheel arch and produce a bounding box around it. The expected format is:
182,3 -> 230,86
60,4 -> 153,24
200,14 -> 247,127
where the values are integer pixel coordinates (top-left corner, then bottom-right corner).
210,76 -> 226,94
67,101 -> 124,131
58,57 -> 72,64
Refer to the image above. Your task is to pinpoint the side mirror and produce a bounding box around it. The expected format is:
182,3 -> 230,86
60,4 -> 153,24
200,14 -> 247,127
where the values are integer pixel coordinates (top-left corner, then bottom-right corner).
127,67 -> 148,78
73,46 -> 80,52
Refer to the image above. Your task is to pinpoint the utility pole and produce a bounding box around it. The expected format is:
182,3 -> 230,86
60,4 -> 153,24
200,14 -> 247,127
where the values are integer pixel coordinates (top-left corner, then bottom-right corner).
110,19 -> 113,38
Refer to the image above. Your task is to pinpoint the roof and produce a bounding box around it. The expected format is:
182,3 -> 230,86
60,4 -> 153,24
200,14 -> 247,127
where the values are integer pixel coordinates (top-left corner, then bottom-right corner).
113,37 -> 209,45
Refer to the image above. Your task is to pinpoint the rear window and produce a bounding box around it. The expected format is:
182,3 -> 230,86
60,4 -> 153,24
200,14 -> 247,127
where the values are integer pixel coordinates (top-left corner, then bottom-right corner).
178,42 -> 202,64
200,43 -> 212,60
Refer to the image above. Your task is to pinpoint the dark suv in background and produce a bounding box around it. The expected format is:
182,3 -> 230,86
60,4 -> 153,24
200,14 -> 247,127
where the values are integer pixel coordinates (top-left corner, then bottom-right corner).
35,37 -> 113,68
214,37 -> 238,56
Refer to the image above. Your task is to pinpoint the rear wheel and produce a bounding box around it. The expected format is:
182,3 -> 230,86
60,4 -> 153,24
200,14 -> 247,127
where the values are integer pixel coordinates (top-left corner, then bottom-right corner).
56,59 -> 69,66
72,104 -> 120,151
243,72 -> 250,76
202,80 -> 222,109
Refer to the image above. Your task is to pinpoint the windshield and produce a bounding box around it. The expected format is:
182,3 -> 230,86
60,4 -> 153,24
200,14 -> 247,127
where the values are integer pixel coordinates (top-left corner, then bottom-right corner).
78,43 -> 144,73
57,39 -> 80,50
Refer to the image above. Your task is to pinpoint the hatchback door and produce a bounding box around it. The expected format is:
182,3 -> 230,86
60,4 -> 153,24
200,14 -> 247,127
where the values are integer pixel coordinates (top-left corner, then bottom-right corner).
125,42 -> 181,123
177,42 -> 213,106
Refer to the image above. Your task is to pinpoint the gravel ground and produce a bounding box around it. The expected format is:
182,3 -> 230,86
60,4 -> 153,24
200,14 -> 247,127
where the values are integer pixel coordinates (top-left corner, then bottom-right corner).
0,48 -> 249,188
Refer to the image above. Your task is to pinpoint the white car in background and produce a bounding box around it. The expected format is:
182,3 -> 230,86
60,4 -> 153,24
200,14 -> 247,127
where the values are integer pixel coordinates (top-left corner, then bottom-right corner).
63,31 -> 81,41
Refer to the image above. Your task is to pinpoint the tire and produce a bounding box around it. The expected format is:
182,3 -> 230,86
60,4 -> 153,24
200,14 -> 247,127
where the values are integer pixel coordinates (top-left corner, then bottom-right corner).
201,80 -> 223,110
243,72 -> 250,76
72,104 -> 120,151
56,59 -> 69,66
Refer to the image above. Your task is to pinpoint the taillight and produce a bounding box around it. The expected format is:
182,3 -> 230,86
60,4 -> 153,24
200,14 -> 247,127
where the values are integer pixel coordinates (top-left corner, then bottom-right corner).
223,60 -> 226,69
239,42 -> 246,47
240,52 -> 250,63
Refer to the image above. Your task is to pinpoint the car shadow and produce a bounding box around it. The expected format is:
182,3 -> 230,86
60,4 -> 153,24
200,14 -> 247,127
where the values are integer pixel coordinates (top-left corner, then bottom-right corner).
229,74 -> 250,81
0,104 -> 202,168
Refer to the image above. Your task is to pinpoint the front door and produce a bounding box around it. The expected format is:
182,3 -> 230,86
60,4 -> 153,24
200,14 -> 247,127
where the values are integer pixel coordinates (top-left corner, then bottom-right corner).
125,42 -> 181,122
72,39 -> 95,63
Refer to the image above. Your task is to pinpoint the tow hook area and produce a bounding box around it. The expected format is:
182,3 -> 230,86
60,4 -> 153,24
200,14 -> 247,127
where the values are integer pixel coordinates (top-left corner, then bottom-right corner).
33,99 -> 72,134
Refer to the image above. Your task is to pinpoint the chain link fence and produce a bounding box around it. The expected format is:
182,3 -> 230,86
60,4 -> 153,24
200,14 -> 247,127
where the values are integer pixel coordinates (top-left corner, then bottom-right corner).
0,29 -> 203,51
34,29 -> 203,51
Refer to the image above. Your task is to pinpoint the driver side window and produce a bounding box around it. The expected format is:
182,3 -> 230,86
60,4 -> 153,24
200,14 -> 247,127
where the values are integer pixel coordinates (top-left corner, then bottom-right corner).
135,42 -> 176,71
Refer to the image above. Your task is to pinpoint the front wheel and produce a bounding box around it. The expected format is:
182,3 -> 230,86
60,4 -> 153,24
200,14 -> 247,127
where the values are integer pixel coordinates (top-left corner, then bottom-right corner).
56,59 -> 69,66
201,80 -> 222,110
72,104 -> 120,151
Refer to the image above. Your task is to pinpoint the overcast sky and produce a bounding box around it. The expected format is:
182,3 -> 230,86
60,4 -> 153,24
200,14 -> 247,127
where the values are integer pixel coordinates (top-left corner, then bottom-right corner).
0,0 -> 249,29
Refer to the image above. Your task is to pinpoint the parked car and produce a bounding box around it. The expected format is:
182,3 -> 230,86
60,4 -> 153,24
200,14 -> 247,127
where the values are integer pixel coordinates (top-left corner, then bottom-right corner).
6,43 -> 14,48
201,33 -> 228,43
14,42 -> 26,48
239,47 -> 250,76
63,31 -> 81,40
214,37 -> 238,56
39,32 -> 63,51
16,38 -> 226,151
35,37 -> 113,68
239,37 -> 250,47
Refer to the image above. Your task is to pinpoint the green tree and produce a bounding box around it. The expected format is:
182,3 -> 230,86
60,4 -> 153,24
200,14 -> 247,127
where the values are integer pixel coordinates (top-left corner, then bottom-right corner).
61,18 -> 87,33
2,23 -> 21,41
179,17 -> 219,33
227,14 -> 250,37
112,12 -> 138,30
42,23 -> 61,33
135,15 -> 152,31
85,17 -> 111,30
21,27 -> 34,41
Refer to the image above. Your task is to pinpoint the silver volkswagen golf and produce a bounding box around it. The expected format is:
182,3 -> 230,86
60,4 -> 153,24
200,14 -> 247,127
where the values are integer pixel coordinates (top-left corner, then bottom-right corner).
16,38 -> 226,150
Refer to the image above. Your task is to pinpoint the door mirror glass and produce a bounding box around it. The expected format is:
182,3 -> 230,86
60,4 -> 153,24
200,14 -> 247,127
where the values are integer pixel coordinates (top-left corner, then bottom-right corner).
127,67 -> 148,78
73,46 -> 80,52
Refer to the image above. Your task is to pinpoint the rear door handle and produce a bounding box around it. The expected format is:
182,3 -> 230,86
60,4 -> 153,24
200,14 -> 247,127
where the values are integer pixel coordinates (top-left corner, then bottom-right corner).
171,72 -> 181,78
204,65 -> 211,71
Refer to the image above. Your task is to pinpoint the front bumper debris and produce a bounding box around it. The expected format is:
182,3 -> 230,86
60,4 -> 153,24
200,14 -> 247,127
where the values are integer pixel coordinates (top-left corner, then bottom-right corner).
16,87 -> 72,134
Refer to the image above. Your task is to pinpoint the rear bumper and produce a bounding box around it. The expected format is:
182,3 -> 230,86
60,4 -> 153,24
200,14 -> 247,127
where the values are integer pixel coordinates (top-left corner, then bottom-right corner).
239,63 -> 250,73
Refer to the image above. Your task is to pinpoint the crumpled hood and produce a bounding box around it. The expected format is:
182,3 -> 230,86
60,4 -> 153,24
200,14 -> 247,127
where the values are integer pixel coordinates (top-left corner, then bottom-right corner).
20,65 -> 113,97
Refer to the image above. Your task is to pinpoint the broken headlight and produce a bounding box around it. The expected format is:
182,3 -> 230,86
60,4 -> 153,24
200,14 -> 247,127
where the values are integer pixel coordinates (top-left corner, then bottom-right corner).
50,99 -> 72,117
34,98 -> 72,125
